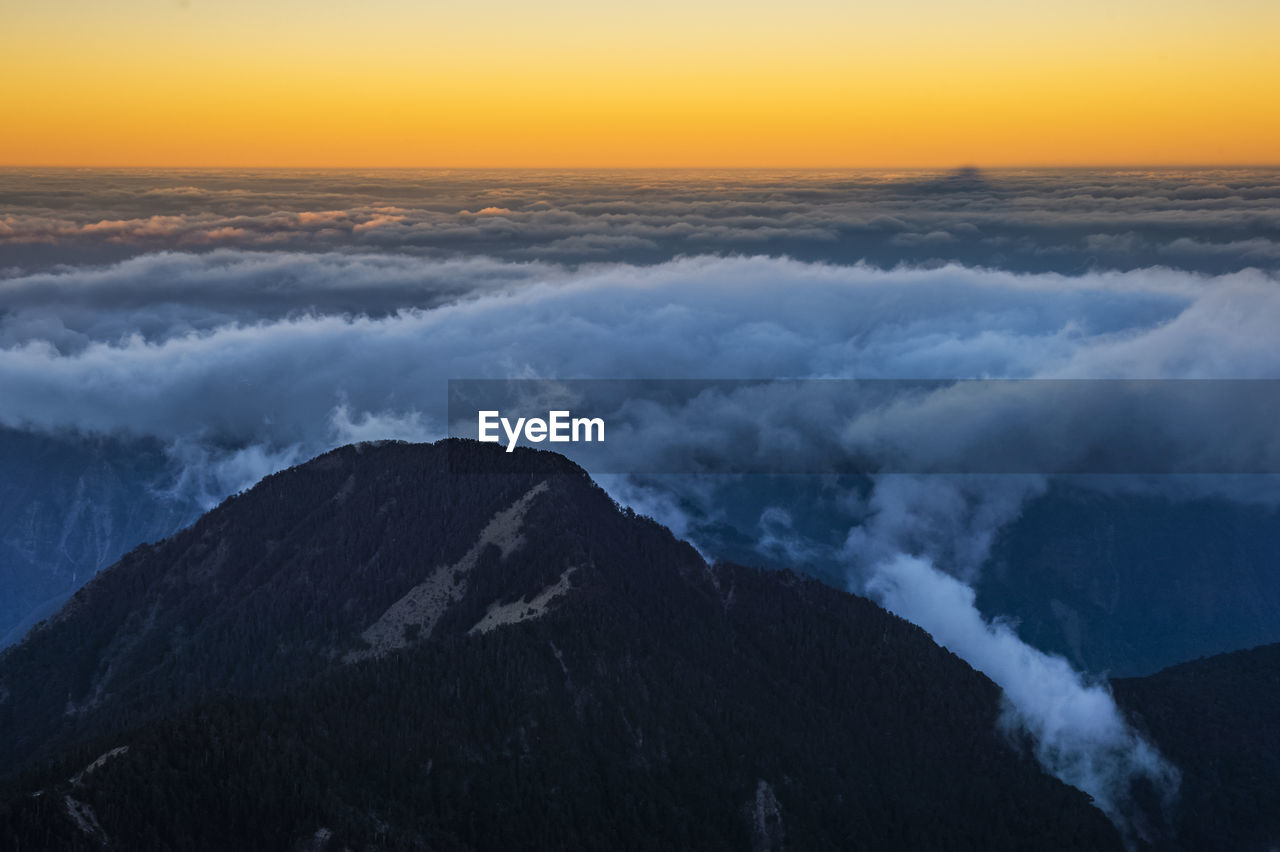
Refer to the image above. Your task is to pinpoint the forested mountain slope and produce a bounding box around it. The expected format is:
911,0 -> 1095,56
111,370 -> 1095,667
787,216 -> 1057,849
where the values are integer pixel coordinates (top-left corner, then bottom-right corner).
0,440 -> 1120,850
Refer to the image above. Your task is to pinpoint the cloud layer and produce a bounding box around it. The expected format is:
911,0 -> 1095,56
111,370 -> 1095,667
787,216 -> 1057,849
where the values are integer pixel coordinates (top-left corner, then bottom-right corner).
3,167 -> 1278,274
5,252 -> 1279,459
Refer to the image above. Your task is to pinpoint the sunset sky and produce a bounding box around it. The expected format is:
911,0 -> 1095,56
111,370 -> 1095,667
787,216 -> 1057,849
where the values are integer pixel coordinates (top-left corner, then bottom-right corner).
3,0 -> 1277,167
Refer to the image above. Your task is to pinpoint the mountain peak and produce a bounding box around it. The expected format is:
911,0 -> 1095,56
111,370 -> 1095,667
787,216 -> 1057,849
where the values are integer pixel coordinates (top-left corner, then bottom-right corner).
0,440 -> 1122,849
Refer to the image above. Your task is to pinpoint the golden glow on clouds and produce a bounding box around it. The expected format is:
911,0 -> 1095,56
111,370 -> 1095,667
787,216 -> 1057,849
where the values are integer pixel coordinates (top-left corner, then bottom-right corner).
2,0 -> 1277,166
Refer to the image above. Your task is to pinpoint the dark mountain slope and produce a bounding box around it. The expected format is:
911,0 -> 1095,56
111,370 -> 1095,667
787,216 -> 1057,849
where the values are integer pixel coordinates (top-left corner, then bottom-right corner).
0,441 -> 592,769
1114,644 -> 1280,852
0,440 -> 1121,849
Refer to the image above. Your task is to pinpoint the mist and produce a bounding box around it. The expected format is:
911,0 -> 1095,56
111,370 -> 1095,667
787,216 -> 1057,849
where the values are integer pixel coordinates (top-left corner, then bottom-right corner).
866,552 -> 1179,842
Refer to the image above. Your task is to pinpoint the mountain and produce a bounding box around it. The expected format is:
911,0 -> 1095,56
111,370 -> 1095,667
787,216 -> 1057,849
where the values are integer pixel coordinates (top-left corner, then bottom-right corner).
1114,643 -> 1280,852
0,427 -> 201,648
0,440 -> 1121,850
979,483 -> 1280,676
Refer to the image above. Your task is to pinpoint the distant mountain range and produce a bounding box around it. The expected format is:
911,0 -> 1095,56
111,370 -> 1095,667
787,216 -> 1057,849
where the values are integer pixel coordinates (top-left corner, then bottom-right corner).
1,441 -> 1276,849
981,484 -> 1280,676
658,476 -> 1280,677
0,427 -> 200,649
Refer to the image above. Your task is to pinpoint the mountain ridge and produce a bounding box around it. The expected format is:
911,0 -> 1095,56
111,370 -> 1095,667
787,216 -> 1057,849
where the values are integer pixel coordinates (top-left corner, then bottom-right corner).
0,439 -> 1125,849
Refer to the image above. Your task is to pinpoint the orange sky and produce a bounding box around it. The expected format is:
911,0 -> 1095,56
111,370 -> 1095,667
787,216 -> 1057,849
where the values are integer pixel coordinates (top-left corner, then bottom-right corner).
2,0 -> 1277,167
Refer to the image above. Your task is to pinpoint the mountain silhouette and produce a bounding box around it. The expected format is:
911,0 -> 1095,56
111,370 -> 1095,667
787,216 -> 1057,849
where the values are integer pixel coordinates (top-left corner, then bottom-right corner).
0,440 -> 1273,849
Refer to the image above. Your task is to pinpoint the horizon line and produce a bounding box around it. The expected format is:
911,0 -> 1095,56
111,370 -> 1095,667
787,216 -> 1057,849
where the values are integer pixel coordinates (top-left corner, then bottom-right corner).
3,162 -> 1279,172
